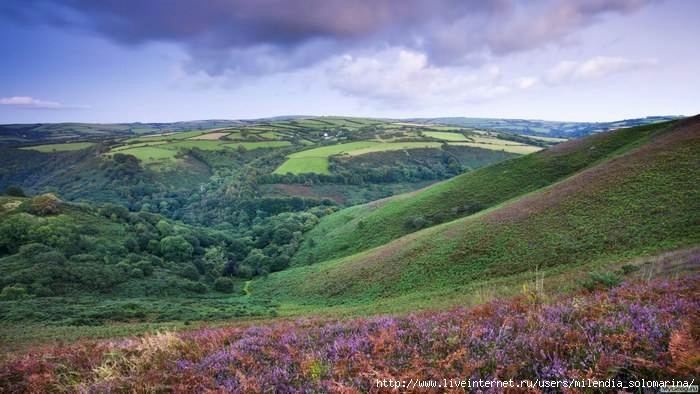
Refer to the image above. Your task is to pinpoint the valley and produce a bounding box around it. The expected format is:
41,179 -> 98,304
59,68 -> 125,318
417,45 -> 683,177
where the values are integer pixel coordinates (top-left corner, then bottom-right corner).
0,115 -> 698,390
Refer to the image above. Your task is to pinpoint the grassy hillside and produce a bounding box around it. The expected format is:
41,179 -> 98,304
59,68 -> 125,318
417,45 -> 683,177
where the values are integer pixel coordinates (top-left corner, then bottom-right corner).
412,115 -> 682,138
292,120 -> 677,266
262,117 -> 700,306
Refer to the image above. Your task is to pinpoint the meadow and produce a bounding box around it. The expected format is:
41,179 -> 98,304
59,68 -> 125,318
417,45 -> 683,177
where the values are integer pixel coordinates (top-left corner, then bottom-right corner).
274,141 -> 446,175
1,277 -> 696,392
19,142 -> 95,152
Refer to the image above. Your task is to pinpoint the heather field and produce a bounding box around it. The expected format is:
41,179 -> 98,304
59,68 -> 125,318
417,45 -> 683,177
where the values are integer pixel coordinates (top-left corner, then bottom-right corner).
1,277 -> 697,392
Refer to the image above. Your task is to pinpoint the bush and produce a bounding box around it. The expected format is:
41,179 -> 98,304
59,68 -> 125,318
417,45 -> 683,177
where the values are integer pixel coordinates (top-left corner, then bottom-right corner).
179,265 -> 200,280
159,235 -> 193,262
213,277 -> 234,293
29,193 -> 61,216
1,284 -> 28,300
4,185 -> 26,197
580,272 -> 623,291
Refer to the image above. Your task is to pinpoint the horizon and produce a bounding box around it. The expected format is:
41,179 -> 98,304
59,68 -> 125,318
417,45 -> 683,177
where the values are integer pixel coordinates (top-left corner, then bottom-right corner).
1,0 -> 698,124
0,113 -> 691,126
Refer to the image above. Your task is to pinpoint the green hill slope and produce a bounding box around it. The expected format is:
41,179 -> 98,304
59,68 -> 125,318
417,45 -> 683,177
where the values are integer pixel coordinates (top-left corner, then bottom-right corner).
259,116 -> 700,307
292,120 -> 678,266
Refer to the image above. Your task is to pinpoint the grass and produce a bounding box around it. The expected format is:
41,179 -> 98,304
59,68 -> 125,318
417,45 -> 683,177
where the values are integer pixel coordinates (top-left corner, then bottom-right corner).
290,120 -> 680,267
19,142 -> 95,152
259,118 -> 700,305
2,276 -> 696,391
451,142 -> 542,154
188,132 -> 230,140
125,130 -> 207,143
108,140 -> 291,163
163,140 -> 291,151
109,146 -> 179,162
273,141 -> 444,175
275,158 -> 331,175
422,131 -> 468,141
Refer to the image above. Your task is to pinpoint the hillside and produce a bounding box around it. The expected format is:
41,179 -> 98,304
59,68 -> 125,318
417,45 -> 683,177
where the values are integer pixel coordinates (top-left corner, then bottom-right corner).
292,120 -> 676,266
2,276 -> 696,392
258,117 -> 700,307
411,115 -> 682,138
0,195 -> 286,325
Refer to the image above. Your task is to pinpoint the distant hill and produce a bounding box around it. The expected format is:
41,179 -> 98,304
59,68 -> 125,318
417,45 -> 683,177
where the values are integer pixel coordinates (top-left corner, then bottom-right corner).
407,115 -> 683,138
0,115 -> 683,146
257,117 -> 700,307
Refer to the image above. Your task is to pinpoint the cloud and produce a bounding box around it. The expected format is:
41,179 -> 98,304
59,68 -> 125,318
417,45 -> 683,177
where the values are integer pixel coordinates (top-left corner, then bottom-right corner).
0,96 -> 87,110
546,56 -> 658,83
0,0 -> 657,77
325,48 -> 533,107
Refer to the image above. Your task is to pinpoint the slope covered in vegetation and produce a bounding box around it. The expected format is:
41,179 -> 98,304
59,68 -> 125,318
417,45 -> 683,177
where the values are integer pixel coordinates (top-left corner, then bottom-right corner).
1,277 -> 696,392
292,120 -> 678,266
262,117 -> 700,306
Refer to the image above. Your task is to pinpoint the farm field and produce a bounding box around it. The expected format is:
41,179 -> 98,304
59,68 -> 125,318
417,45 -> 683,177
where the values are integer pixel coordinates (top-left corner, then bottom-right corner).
422,131 -> 469,141
275,141 -> 448,174
19,142 -> 95,152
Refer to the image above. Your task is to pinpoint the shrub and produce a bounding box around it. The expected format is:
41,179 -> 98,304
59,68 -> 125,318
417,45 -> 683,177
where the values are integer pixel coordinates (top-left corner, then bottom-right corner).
29,193 -> 61,216
159,236 -> 193,262
213,277 -> 234,293
179,265 -> 200,281
4,185 -> 26,197
0,284 -> 28,300
130,268 -> 144,278
580,271 -> 623,291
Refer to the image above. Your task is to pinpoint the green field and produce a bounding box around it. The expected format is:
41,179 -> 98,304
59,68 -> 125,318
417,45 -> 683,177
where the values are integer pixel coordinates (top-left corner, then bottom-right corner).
109,140 -> 292,163
125,130 -> 208,143
275,157 -> 331,175
19,142 -> 95,152
274,141 -> 444,174
451,142 -> 542,154
422,131 -> 468,141
109,146 -> 180,162
164,140 -> 291,151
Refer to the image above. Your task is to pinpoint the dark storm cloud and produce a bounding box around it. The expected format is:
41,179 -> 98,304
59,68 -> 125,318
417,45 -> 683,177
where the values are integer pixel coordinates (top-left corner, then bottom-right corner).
1,0 -> 655,76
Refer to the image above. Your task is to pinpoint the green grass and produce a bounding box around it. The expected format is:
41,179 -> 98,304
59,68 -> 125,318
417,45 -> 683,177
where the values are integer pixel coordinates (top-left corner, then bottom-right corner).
257,118 -> 700,306
109,140 -> 291,163
273,141 -> 444,174
450,142 -> 542,154
275,158 -> 331,175
291,121 -> 679,266
422,131 -> 468,141
19,142 -> 95,152
109,146 -> 179,162
125,130 -> 207,143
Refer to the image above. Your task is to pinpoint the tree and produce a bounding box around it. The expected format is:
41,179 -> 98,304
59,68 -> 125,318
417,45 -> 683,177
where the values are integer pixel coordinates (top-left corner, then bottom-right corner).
203,245 -> 227,275
213,277 -> 234,293
159,235 -> 193,262
0,285 -> 27,300
4,185 -> 25,197
29,193 -> 61,216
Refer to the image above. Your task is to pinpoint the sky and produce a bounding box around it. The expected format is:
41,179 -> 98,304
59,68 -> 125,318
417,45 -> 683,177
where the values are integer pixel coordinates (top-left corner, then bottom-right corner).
0,0 -> 698,123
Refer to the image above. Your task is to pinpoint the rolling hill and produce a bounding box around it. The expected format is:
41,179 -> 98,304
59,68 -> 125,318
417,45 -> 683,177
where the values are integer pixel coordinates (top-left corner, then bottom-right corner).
291,120 -> 676,266
257,117 -> 700,309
